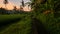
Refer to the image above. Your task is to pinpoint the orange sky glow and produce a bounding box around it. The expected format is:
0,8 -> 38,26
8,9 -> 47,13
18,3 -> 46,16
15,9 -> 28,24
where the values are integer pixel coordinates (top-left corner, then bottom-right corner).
0,0 -> 31,11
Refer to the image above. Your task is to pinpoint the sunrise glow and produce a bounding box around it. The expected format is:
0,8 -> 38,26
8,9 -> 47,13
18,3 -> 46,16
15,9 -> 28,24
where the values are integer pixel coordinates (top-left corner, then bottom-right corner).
0,0 -> 31,11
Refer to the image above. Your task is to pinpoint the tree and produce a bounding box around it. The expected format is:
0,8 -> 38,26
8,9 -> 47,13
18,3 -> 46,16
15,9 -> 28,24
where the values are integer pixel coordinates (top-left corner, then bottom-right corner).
13,6 -> 17,14
30,0 -> 60,34
21,0 -> 25,7
54,0 -> 60,17
19,5 -> 24,11
19,0 -> 25,11
25,2 -> 31,9
13,6 -> 17,11
31,0 -> 54,15
3,0 -> 8,9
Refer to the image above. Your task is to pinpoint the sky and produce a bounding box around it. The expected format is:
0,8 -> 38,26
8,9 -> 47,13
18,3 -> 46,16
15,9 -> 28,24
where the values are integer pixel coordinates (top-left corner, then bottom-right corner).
0,0 -> 31,11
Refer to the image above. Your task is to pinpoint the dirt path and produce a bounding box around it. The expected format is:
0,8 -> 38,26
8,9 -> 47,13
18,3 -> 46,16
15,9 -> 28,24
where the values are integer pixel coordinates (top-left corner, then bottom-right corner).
32,18 -> 49,34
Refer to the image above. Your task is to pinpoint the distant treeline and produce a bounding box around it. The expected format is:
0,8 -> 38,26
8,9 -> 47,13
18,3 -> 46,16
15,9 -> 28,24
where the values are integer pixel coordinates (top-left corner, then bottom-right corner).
0,8 -> 30,14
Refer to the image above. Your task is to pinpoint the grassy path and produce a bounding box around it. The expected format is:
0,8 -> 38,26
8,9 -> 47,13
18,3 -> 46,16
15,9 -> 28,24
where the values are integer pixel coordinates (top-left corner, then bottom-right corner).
0,15 -> 32,34
0,14 -> 50,34
32,18 -> 49,34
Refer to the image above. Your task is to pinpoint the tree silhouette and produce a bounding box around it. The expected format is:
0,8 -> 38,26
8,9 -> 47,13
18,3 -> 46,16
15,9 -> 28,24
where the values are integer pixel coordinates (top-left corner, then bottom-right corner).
19,0 -> 24,11
3,0 -> 8,9
13,6 -> 17,11
20,5 -> 24,11
21,0 -> 24,7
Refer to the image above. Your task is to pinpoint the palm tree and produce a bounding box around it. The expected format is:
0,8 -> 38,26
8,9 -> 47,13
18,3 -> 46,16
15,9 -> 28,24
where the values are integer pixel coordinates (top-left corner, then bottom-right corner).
3,0 -> 8,9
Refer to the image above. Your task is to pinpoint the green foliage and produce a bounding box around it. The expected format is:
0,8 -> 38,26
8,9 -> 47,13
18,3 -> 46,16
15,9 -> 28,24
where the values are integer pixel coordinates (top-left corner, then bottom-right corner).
31,0 -> 60,34
0,14 -> 32,34
54,0 -> 60,18
0,16 -> 32,34
0,0 -> 60,34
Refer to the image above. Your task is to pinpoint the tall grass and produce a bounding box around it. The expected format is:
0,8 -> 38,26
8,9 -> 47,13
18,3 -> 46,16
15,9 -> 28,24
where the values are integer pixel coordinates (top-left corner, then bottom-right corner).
0,15 -> 32,34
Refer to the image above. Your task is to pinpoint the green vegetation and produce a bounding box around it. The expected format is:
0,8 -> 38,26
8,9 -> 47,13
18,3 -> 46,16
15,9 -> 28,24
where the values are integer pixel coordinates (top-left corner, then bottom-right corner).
31,0 -> 60,34
0,14 -> 32,34
0,0 -> 60,34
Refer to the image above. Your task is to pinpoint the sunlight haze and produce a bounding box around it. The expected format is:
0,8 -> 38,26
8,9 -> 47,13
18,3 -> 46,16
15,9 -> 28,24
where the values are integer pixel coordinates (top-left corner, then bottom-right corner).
0,0 -> 31,11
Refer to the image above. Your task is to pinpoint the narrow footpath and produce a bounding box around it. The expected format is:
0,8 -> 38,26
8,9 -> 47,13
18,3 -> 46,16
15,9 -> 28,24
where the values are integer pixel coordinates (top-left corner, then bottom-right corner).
32,18 -> 49,34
